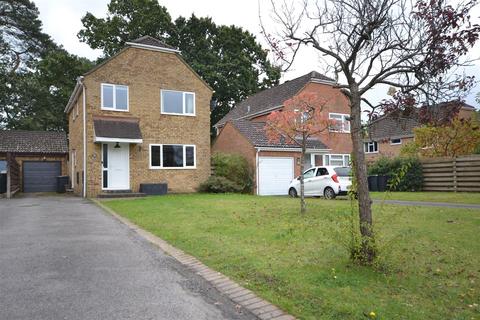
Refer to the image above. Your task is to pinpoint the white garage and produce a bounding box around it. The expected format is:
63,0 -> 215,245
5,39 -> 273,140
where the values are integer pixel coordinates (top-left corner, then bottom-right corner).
257,157 -> 294,195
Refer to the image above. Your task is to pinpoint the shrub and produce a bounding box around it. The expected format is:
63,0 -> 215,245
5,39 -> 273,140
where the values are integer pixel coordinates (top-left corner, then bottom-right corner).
199,153 -> 253,193
368,156 -> 423,191
199,176 -> 244,193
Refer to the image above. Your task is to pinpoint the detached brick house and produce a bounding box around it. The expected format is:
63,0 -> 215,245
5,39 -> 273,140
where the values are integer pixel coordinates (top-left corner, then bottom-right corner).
364,101 -> 477,161
65,36 -> 212,197
212,71 -> 352,195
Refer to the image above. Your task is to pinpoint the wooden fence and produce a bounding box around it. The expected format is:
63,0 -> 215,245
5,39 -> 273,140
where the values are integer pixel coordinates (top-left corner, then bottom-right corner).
421,155 -> 480,192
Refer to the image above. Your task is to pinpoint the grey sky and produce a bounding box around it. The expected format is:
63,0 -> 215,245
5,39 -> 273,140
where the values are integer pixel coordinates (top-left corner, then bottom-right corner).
33,0 -> 480,108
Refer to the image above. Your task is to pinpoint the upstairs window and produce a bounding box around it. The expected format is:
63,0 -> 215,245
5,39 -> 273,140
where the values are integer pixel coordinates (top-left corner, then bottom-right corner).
150,144 -> 196,169
364,141 -> 378,153
101,83 -> 129,111
329,113 -> 350,133
161,90 -> 195,116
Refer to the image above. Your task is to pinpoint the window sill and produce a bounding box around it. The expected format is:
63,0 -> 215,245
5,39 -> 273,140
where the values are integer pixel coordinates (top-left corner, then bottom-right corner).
149,166 -> 197,170
328,130 -> 351,134
160,111 -> 196,117
101,107 -> 129,112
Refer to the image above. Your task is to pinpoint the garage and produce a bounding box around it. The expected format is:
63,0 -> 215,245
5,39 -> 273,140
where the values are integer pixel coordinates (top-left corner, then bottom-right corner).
23,161 -> 62,192
258,157 -> 294,195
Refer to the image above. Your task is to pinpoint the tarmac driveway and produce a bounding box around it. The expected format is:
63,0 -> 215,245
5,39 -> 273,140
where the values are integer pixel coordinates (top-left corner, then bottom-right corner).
0,195 -> 255,320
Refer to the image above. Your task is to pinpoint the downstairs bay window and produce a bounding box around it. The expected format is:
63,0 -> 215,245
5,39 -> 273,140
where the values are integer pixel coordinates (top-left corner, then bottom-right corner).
150,144 -> 196,169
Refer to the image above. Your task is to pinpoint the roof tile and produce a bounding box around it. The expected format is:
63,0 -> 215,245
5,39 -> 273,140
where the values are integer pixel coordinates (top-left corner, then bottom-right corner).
231,119 -> 329,149
129,35 -> 177,50
93,117 -> 142,140
0,131 -> 68,154
216,71 -> 335,126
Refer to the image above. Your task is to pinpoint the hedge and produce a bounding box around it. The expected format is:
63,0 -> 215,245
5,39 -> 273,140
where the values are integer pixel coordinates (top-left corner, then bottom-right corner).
367,156 -> 423,191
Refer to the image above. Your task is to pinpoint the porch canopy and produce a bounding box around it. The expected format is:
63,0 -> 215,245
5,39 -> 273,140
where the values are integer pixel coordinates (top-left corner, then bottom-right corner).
93,116 -> 143,144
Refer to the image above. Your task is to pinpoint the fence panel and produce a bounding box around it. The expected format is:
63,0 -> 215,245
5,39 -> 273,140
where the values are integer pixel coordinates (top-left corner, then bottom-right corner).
421,155 -> 480,192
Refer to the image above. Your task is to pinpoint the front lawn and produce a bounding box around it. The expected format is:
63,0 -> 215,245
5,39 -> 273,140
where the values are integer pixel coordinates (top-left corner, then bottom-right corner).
103,194 -> 479,320
370,191 -> 480,204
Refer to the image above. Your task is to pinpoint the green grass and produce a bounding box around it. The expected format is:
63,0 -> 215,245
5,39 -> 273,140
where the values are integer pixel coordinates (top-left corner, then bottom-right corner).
370,192 -> 480,204
103,194 -> 480,320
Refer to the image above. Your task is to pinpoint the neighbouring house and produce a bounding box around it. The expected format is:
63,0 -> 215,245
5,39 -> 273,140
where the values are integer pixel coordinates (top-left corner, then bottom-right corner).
364,101 -> 477,161
212,71 -> 352,195
0,130 -> 68,193
65,36 -> 212,198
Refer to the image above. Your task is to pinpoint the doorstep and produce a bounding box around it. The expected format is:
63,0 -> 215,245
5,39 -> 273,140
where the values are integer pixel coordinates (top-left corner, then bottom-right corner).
92,199 -> 297,320
98,190 -> 146,198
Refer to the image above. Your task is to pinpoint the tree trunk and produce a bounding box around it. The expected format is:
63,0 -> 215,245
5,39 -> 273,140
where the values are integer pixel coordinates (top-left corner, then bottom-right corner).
349,87 -> 375,263
300,142 -> 306,214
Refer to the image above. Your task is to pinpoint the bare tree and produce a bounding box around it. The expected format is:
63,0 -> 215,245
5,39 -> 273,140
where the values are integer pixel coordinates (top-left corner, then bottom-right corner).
262,0 -> 480,263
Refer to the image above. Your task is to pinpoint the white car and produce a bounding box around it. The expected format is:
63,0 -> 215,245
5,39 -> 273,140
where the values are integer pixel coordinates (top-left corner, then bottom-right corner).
288,166 -> 353,199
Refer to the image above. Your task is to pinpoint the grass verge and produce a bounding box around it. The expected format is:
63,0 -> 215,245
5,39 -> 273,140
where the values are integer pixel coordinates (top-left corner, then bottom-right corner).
370,191 -> 480,204
103,194 -> 479,320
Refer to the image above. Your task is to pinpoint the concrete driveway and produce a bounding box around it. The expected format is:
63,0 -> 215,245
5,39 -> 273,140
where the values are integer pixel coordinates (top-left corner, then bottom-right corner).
0,195 -> 256,320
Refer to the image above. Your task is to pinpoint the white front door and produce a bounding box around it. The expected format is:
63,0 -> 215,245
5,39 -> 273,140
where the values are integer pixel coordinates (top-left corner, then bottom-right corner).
102,143 -> 129,190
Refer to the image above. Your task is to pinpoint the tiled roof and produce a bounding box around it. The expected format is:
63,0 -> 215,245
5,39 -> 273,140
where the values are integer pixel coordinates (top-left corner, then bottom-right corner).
231,119 -> 329,150
367,113 -> 419,140
93,117 -> 142,140
0,130 -> 68,154
216,71 -> 335,126
129,35 -> 177,50
367,101 -> 476,140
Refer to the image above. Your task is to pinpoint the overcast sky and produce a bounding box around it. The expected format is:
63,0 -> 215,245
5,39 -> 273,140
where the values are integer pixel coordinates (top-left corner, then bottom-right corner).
33,0 -> 480,108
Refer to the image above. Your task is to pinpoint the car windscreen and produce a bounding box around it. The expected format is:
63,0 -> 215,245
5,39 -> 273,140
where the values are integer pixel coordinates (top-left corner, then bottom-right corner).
333,167 -> 351,177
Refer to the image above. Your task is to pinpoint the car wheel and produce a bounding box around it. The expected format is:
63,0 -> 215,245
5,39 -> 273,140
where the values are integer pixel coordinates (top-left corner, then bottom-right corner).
324,187 -> 336,200
289,188 -> 298,198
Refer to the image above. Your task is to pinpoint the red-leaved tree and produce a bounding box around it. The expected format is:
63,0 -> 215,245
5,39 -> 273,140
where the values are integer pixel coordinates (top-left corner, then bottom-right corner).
265,91 -> 334,213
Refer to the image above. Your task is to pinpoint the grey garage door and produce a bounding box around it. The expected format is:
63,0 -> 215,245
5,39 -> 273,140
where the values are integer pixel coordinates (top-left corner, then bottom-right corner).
23,161 -> 61,192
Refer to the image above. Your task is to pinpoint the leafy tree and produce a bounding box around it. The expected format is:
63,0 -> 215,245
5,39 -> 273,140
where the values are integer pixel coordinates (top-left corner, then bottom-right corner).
264,0 -> 480,264
78,0 -> 281,133
78,0 -> 174,57
0,1 -> 93,131
402,118 -> 480,158
0,0 -> 53,73
265,92 -> 333,213
2,49 -> 92,131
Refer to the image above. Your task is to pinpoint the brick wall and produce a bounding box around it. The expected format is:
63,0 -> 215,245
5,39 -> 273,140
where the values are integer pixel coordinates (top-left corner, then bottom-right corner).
212,122 -> 256,168
70,47 -> 212,197
299,82 -> 353,154
365,137 -> 414,162
67,92 -> 84,195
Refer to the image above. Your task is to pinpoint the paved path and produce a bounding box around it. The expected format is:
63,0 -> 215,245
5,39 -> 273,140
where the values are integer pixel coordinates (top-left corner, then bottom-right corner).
373,199 -> 480,209
0,195 -> 255,320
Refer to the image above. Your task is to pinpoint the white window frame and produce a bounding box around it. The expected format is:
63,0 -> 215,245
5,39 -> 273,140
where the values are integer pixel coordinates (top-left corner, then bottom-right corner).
364,141 -> 379,153
390,138 -> 402,145
149,144 -> 196,169
328,113 -> 350,133
160,89 -> 195,116
101,83 -> 129,112
323,154 -> 350,166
